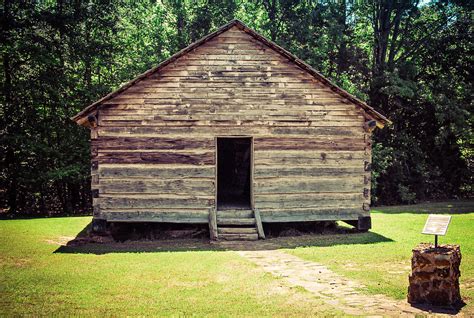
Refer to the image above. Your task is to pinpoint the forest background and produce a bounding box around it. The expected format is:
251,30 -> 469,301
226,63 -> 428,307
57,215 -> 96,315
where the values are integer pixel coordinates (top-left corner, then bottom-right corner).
1,0 -> 472,216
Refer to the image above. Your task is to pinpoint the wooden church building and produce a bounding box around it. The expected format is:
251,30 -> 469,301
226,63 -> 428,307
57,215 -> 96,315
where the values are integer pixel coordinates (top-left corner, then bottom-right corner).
72,20 -> 390,240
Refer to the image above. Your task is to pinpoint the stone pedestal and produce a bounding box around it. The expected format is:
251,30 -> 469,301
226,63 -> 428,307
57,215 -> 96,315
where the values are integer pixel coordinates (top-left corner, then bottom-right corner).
408,243 -> 462,306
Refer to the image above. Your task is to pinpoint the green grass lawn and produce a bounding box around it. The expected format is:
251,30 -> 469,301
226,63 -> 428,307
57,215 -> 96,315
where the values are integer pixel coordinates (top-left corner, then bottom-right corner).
0,203 -> 472,316
286,209 -> 474,312
0,217 -> 338,317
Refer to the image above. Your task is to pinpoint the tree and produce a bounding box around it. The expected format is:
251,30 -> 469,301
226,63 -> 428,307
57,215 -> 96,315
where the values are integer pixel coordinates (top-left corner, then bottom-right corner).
1,0 -> 471,215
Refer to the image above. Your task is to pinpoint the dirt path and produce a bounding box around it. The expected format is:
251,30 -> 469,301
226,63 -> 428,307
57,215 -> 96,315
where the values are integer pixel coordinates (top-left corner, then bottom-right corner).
238,250 -> 458,317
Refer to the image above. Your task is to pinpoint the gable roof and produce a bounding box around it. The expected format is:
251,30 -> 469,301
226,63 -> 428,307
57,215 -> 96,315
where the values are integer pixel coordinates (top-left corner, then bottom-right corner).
72,19 -> 391,128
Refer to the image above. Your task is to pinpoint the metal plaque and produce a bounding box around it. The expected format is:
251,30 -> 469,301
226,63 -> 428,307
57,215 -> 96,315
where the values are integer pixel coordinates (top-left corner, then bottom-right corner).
422,214 -> 451,236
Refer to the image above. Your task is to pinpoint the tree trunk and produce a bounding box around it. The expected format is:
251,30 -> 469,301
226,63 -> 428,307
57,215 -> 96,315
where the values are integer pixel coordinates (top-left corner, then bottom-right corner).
336,0 -> 349,77
263,0 -> 278,41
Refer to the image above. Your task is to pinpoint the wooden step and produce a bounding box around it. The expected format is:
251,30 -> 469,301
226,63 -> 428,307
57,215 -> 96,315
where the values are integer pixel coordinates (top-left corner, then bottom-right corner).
219,233 -> 259,241
217,210 -> 254,218
217,218 -> 256,226
218,227 -> 257,234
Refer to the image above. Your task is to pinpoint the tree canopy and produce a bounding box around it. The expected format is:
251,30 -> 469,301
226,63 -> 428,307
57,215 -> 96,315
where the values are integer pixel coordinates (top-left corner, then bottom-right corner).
1,0 -> 472,215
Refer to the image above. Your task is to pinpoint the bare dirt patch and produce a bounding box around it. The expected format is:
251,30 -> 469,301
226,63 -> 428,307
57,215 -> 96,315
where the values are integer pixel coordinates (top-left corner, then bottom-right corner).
45,236 -> 75,246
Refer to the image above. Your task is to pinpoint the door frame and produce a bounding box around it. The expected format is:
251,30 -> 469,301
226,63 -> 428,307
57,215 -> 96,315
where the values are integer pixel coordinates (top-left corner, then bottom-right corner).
215,136 -> 254,210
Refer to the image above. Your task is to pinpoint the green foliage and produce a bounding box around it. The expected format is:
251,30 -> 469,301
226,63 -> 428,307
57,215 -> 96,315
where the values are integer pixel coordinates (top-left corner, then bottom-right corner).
1,0 -> 472,214
371,142 -> 394,203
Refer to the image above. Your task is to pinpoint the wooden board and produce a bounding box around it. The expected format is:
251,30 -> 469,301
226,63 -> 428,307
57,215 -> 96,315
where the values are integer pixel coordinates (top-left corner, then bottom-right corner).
259,208 -> 367,222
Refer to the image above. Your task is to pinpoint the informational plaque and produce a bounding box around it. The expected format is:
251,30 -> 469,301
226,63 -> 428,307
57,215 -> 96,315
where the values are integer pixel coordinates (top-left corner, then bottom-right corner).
422,214 -> 451,236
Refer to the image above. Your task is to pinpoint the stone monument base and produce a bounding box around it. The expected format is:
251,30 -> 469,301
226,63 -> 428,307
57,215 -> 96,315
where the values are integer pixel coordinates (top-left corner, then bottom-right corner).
408,243 -> 462,306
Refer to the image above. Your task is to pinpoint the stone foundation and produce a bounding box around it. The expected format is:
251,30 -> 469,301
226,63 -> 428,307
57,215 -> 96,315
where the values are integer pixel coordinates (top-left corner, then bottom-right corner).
408,243 -> 462,306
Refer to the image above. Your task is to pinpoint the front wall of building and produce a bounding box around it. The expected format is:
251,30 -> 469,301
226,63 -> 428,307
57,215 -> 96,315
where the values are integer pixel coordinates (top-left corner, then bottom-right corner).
91,26 -> 371,223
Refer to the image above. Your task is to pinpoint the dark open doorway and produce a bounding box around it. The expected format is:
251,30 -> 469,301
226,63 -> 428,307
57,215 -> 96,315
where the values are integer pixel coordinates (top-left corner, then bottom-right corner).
217,137 -> 252,210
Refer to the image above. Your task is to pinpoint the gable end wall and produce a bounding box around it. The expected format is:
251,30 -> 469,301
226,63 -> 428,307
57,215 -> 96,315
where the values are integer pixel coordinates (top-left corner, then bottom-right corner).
91,26 -> 372,223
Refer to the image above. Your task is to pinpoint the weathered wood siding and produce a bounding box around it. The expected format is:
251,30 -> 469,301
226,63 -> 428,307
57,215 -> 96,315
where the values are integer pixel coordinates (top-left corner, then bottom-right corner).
92,26 -> 371,223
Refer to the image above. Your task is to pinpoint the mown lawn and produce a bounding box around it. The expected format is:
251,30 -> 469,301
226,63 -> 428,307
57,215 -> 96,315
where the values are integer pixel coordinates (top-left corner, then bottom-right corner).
0,203 -> 472,316
286,208 -> 473,314
0,217 -> 339,317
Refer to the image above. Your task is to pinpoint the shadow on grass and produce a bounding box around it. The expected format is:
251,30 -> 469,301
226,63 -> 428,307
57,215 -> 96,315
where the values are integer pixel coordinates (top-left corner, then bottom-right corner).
54,222 -> 393,254
374,200 -> 474,214
410,302 -> 466,316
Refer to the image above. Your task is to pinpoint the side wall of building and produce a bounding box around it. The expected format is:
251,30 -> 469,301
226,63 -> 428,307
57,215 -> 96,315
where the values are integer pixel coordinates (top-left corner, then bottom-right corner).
91,26 -> 372,223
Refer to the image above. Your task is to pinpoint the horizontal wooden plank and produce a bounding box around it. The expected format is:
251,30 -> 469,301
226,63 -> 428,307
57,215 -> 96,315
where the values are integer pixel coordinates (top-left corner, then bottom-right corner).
101,104 -> 358,114
198,42 -> 269,49
153,70 -> 307,78
217,218 -> 256,226
255,193 -> 365,209
101,103 -> 356,114
157,64 -> 302,73
151,115 -> 362,123
98,116 -> 311,125
192,49 -> 270,56
253,166 -> 366,178
97,152 -> 215,165
101,208 -> 209,213
105,97 -> 351,107
93,137 -> 214,150
101,210 -> 209,223
100,107 -> 359,116
259,208 -> 368,222
123,86 -> 343,96
114,92 -> 346,101
98,149 -> 213,153
254,151 -> 367,166
180,54 -> 285,61
270,126 -> 364,136
100,196 -> 214,209
98,110 -> 364,126
100,115 -> 363,123
255,158 -> 365,167
218,233 -> 259,241
216,210 -> 254,218
99,179 -> 214,195
181,47 -> 284,59
162,59 -> 286,67
98,120 -> 363,129
134,81 -> 325,89
218,227 -> 257,234
98,126 -> 364,138
143,75 -> 315,83
194,43 -> 270,50
192,46 -> 283,57
99,120 -> 362,128
255,151 -> 367,160
99,164 -> 215,178
254,177 -> 364,194
254,138 -> 366,151
100,107 -> 359,117
99,208 -> 371,225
